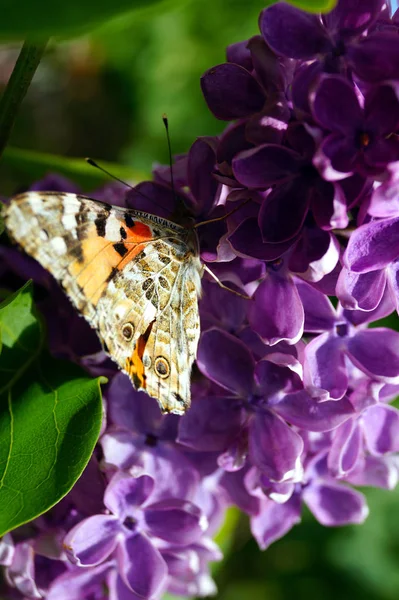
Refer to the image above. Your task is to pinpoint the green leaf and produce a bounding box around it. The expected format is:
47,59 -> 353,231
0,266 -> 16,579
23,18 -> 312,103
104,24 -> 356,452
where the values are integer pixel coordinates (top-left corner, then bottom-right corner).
0,281 -> 43,394
0,283 -> 104,535
213,506 -> 241,561
0,0 -> 179,40
1,146 -> 148,194
287,0 -> 337,11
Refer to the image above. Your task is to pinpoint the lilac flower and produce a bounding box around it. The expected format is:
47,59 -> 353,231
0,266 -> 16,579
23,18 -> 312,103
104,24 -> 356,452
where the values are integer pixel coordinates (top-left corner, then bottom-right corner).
311,76 -> 399,176
232,123 -> 364,244
340,216 -> 399,313
328,378 -> 399,479
101,373 -> 200,503
300,281 -> 399,399
247,434 -> 370,550
179,327 -> 354,481
368,161 -> 399,218
260,0 -> 399,83
201,35 -> 291,146
63,471 -> 207,599
4,0 -> 399,597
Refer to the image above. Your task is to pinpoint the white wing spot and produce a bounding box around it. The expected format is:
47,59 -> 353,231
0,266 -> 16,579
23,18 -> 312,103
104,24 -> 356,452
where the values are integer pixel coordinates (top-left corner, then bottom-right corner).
61,213 -> 78,233
50,236 -> 68,255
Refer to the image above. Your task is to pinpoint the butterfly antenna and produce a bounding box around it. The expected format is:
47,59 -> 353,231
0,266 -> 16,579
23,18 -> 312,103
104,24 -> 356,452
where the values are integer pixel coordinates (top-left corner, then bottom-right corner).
162,114 -> 176,200
86,158 -> 135,189
193,198 -> 252,229
86,157 -> 174,216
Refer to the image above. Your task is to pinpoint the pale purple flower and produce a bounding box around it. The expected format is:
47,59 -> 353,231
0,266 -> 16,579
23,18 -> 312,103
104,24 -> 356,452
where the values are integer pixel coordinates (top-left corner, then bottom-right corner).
63,472 -> 208,599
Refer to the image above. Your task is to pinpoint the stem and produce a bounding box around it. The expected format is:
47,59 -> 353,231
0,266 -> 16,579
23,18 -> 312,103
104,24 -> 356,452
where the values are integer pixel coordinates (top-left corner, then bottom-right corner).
0,40 -> 49,160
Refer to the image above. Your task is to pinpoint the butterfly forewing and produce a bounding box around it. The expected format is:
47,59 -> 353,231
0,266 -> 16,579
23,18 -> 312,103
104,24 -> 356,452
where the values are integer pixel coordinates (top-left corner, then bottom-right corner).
4,192 -> 202,414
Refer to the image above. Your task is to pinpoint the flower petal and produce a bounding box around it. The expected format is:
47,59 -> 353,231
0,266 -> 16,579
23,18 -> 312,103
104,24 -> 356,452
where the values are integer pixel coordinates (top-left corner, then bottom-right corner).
347,455 -> 398,489
233,144 -> 299,188
47,563 -> 112,600
107,372 -> 164,436
197,328 -> 255,395
369,162 -> 399,218
275,391 -> 354,432
63,515 -> 120,567
365,82 -> 399,136
303,482 -> 369,526
336,267 -> 386,311
178,396 -> 244,451
347,328 -> 399,381
328,419 -> 362,477
228,217 -> 294,260
348,32 -> 399,82
200,63 -> 265,120
104,473 -> 155,519
362,405 -> 399,455
226,40 -> 253,70
344,217 -> 399,273
312,75 -> 362,134
250,494 -> 301,550
318,133 -> 358,175
260,4 -> 331,59
139,444 -> 200,503
296,279 -> 337,332
248,271 -> 304,345
304,333 -> 348,400
144,499 -> 206,545
188,137 -> 218,216
118,533 -> 167,599
125,181 -> 182,219
248,410 -> 304,482
0,534 -> 14,567
258,179 -> 310,243
6,542 -> 41,599
322,0 -> 385,37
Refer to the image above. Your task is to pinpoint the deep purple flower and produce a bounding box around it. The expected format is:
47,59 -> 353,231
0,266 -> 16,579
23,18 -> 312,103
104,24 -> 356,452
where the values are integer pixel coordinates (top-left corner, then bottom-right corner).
260,0 -> 399,85
4,0 -> 399,597
312,76 -> 399,176
341,216 -> 399,313
201,35 -> 290,145
232,124 -> 363,245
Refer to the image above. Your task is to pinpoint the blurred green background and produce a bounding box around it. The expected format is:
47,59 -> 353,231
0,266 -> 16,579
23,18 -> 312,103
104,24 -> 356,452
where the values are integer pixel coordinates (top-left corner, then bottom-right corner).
0,0 -> 270,192
1,0 -> 399,597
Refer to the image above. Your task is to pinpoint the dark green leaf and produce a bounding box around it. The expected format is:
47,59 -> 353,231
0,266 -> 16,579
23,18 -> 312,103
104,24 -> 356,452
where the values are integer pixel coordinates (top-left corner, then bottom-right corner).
0,280 -> 43,394
1,146 -> 147,194
0,283 -> 104,535
1,0 -> 177,40
287,0 -> 336,11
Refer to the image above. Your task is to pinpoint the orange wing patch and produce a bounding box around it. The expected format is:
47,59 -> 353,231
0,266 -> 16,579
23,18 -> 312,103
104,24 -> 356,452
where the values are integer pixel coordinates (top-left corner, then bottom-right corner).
69,220 -> 154,304
125,321 -> 154,389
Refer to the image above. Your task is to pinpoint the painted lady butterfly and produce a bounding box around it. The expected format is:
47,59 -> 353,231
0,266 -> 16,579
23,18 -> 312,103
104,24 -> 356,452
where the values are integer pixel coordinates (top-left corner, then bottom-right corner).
4,191 -> 202,415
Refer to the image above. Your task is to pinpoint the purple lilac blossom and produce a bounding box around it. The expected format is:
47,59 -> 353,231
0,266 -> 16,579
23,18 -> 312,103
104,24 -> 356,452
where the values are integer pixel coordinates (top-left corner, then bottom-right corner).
2,0 -> 399,598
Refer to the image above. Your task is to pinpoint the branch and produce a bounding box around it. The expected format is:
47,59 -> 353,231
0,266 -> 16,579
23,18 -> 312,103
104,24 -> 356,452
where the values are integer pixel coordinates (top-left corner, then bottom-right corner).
0,40 -> 49,160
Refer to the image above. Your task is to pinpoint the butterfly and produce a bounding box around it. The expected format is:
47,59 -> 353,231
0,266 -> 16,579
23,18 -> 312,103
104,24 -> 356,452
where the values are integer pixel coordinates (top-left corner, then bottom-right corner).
4,191 -> 203,415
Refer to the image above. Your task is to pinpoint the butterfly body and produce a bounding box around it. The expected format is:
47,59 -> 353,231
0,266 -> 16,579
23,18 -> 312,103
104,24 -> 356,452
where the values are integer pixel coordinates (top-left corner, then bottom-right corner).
4,192 -> 202,414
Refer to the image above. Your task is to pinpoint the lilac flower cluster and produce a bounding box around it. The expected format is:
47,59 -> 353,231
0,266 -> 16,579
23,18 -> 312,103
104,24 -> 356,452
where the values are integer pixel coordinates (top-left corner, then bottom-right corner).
2,0 -> 399,597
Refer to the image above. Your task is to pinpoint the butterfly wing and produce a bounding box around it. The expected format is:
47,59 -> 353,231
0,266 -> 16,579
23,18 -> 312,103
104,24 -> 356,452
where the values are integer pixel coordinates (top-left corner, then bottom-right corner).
5,191 -> 202,414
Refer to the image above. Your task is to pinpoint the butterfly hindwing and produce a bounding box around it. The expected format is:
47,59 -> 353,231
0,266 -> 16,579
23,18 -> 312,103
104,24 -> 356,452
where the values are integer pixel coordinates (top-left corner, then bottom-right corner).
5,192 -> 202,414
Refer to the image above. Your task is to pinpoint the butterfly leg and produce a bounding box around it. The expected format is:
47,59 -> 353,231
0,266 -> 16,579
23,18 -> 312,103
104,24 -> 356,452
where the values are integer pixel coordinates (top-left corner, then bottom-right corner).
203,264 -> 252,300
